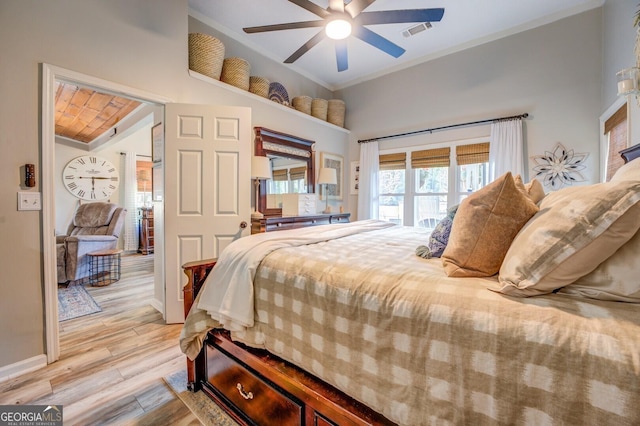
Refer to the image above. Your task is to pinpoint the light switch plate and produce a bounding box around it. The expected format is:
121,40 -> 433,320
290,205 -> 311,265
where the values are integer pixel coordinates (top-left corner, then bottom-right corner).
18,192 -> 42,211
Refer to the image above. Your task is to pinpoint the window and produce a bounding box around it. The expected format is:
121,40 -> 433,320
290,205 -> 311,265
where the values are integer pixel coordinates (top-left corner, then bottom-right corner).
456,142 -> 490,203
378,141 -> 489,228
378,153 -> 406,225
268,166 -> 308,194
412,147 -> 449,228
289,166 -> 306,193
271,168 -> 290,193
604,103 -> 627,181
136,161 -> 153,207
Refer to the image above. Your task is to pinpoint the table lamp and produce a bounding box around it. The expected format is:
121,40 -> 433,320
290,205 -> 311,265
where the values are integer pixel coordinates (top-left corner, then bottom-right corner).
317,167 -> 337,214
251,156 -> 272,219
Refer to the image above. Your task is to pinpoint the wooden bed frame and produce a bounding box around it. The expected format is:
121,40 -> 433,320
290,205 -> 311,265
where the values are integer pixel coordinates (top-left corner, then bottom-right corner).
182,258 -> 396,426
620,143 -> 640,164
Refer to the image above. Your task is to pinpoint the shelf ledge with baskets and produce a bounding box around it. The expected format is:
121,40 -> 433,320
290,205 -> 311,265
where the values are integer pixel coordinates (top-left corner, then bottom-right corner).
188,69 -> 350,134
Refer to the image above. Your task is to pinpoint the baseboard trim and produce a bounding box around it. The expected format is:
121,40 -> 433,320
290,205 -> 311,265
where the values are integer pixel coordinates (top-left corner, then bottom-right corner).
0,354 -> 47,384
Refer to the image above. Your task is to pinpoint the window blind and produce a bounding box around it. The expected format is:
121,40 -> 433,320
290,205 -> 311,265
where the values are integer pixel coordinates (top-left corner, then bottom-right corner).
456,142 -> 490,165
379,152 -> 406,170
411,147 -> 450,168
272,168 -> 288,181
289,166 -> 306,181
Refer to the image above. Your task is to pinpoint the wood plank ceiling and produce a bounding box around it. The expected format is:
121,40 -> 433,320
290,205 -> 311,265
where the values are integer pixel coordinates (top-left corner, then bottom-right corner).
54,81 -> 141,143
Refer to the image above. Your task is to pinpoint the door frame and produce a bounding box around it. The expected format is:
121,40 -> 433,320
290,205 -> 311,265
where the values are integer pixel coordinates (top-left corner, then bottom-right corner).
41,63 -> 172,363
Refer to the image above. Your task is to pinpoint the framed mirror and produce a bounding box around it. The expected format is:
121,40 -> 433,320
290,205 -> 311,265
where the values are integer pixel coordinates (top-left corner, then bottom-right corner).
254,127 -> 315,217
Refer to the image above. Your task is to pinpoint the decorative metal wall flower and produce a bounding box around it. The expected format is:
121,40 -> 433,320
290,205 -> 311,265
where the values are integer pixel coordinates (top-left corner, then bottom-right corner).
531,142 -> 589,189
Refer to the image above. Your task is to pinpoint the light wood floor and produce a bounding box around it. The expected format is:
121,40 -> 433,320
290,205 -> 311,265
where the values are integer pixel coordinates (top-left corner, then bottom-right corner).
0,254 -> 203,425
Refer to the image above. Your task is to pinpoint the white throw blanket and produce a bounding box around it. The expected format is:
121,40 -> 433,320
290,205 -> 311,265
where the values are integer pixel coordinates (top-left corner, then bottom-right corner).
196,219 -> 395,332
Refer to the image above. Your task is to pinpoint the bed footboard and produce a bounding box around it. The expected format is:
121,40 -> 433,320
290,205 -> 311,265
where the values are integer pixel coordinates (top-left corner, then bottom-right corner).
181,257 -> 396,425
182,257 -> 217,391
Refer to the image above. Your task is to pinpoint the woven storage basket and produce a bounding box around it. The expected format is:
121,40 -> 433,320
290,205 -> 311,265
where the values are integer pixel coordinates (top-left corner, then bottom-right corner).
188,33 -> 225,80
311,98 -> 328,121
327,99 -> 346,127
292,96 -> 312,114
221,57 -> 250,90
249,76 -> 270,97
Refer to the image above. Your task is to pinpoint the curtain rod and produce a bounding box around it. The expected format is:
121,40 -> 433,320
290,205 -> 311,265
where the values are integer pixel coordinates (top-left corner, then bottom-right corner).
357,113 -> 529,144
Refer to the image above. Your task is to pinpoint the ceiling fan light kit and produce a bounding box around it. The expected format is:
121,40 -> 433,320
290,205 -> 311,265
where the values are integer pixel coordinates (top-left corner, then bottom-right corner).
326,17 -> 352,40
243,0 -> 445,72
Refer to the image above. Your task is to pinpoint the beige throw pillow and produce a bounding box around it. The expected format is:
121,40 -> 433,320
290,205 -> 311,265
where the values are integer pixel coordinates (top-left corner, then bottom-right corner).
514,175 -> 546,204
442,172 -> 539,277
495,180 -> 640,297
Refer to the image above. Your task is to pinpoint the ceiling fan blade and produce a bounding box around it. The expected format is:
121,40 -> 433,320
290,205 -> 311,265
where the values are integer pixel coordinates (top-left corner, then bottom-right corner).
328,0 -> 344,13
335,40 -> 348,72
344,0 -> 376,18
352,26 -> 405,58
244,20 -> 324,34
356,9 -> 445,26
284,31 -> 326,64
288,0 -> 331,18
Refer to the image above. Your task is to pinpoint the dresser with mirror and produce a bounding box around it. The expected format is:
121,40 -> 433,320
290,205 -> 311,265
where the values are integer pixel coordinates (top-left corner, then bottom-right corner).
252,127 -> 350,234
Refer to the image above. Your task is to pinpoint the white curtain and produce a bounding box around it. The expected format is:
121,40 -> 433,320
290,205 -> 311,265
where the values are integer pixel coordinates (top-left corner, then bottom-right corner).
489,118 -> 524,181
123,151 -> 138,252
357,141 -> 380,220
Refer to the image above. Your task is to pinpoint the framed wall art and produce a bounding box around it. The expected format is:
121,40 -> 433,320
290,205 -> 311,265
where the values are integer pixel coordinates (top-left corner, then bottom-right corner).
350,161 -> 359,195
531,142 -> 588,190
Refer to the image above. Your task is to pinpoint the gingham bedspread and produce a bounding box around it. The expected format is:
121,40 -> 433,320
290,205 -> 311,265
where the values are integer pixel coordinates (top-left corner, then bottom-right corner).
180,225 -> 640,425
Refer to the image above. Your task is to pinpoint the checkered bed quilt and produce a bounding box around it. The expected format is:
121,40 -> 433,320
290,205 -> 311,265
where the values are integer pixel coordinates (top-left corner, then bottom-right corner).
181,225 -> 640,425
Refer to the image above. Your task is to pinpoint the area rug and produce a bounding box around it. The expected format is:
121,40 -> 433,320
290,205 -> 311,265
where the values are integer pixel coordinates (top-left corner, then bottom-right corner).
57,285 -> 101,322
164,369 -> 238,426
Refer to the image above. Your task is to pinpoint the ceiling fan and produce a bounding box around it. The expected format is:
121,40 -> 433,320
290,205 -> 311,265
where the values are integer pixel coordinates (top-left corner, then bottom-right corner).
243,0 -> 445,72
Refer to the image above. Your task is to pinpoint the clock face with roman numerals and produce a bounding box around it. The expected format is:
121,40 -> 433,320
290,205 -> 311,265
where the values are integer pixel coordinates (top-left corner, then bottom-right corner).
63,155 -> 119,201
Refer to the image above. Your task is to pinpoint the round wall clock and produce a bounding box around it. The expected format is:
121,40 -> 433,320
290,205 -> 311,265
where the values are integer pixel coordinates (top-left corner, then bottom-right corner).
63,155 -> 119,201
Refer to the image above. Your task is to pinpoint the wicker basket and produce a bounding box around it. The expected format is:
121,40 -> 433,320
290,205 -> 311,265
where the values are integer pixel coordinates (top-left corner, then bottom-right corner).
292,96 -> 312,114
249,76 -> 270,98
188,33 -> 225,80
327,99 -> 346,127
221,57 -> 250,90
311,98 -> 328,121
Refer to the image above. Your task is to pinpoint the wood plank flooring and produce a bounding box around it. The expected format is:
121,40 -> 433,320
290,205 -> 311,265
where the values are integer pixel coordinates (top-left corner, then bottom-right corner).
0,254 -> 202,425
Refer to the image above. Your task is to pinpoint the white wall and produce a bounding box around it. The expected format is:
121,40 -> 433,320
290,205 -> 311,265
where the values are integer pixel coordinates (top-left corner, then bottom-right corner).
340,9 -> 603,219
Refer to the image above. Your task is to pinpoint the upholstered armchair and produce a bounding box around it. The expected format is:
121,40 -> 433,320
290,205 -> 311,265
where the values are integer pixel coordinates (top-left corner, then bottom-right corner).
57,202 -> 127,284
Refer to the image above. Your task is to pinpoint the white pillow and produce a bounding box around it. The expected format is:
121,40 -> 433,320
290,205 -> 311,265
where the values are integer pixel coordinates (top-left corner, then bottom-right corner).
610,157 -> 640,182
559,226 -> 640,302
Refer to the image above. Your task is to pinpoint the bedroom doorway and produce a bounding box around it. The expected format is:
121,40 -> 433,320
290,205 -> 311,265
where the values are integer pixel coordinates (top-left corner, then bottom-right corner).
41,63 -> 172,363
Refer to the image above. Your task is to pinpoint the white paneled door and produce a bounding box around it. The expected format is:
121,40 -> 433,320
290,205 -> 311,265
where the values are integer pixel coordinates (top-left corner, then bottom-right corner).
164,104 -> 252,323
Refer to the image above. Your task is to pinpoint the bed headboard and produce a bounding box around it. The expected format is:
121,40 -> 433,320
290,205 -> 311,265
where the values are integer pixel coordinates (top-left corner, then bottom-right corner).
620,143 -> 640,164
